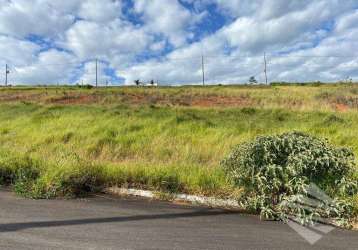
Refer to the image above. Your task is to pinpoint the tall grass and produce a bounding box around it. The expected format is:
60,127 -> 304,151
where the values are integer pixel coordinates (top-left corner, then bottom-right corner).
0,85 -> 358,199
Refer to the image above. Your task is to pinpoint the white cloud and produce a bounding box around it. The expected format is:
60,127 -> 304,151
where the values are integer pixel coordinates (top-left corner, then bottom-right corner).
120,5 -> 358,86
45,0 -> 82,13
220,0 -> 357,53
64,19 -> 152,61
0,0 -> 358,85
257,0 -> 311,20
0,0 -> 75,38
9,49 -> 78,85
78,0 -> 122,23
133,0 -> 202,47
0,36 -> 40,66
335,9 -> 358,33
78,61 -> 111,86
212,0 -> 262,18
150,41 -> 166,52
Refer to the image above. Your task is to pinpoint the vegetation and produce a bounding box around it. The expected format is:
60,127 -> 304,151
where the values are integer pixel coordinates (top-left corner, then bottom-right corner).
0,84 -> 357,222
221,132 -> 357,227
1,83 -> 358,111
249,76 -> 258,84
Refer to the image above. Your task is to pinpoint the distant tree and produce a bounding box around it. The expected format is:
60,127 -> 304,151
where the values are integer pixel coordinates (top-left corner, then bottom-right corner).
346,76 -> 353,84
134,79 -> 140,86
150,80 -> 154,85
249,76 -> 257,85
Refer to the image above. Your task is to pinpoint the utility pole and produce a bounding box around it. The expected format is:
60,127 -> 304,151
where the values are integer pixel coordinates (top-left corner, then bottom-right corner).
264,52 -> 268,85
201,55 -> 205,86
95,59 -> 98,87
5,64 -> 10,86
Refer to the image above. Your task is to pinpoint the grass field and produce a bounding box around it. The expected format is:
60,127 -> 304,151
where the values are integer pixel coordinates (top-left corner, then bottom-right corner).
0,84 -> 358,200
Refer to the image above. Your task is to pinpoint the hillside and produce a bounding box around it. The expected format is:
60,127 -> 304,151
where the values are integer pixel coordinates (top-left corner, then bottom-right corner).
0,84 -> 357,199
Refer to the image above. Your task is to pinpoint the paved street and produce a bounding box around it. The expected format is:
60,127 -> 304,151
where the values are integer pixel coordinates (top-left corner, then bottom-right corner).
0,189 -> 357,249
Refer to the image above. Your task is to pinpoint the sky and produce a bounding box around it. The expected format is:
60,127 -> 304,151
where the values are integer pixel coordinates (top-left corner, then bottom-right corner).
1,0 -> 358,85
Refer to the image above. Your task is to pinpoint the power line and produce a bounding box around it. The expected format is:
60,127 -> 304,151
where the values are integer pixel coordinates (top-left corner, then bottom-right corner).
0,59 -> 107,68
2,55 -> 357,69
166,54 -> 358,61
6,61 -> 82,67
267,55 -> 358,58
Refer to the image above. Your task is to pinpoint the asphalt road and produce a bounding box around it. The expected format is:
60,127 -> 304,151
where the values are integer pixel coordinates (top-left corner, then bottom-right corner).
0,190 -> 357,250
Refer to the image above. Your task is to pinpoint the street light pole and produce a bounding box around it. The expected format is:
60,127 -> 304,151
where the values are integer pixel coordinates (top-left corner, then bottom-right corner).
201,55 -> 205,86
95,59 -> 98,87
5,64 -> 9,86
264,53 -> 268,85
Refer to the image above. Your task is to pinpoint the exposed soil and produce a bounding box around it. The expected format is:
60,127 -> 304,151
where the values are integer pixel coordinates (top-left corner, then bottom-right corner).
3,89 -> 357,110
45,94 -> 100,105
335,103 -> 349,112
335,96 -> 358,109
0,91 -> 254,108
0,93 -> 45,102
190,95 -> 252,107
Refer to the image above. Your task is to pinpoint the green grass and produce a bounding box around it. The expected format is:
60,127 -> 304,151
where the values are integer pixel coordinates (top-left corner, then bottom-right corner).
0,85 -> 358,200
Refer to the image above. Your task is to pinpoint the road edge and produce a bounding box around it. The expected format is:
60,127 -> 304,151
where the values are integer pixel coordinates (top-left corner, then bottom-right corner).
104,187 -> 242,209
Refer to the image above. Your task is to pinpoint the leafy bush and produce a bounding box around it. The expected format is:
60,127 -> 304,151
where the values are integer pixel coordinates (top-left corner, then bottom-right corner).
221,131 -> 357,226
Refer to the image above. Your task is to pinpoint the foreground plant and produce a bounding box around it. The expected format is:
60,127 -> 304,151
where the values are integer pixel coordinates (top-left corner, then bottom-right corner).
221,131 -> 358,227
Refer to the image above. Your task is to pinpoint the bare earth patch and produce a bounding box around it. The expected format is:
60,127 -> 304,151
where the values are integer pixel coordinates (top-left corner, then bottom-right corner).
45,94 -> 100,105
39,92 -> 254,107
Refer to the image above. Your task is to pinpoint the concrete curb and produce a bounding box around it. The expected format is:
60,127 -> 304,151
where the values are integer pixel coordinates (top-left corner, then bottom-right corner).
105,187 -> 241,209
104,187 -> 358,230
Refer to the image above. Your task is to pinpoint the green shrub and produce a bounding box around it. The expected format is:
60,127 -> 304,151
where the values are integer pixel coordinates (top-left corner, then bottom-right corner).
50,166 -> 103,197
221,131 -> 357,226
33,164 -> 106,198
0,155 -> 41,197
0,153 -> 105,198
0,155 -> 40,186
77,84 -> 93,89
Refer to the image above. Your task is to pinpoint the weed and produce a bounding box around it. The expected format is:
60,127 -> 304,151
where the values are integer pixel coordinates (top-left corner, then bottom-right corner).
241,107 -> 256,115
62,132 -> 75,143
324,114 -> 345,125
0,128 -> 10,135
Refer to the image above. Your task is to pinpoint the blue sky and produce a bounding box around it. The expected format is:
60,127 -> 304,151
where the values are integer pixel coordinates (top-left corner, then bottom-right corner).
1,0 -> 358,85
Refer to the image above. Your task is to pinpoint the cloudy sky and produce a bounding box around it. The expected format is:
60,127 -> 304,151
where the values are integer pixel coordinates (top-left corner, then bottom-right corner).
1,0 -> 358,85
